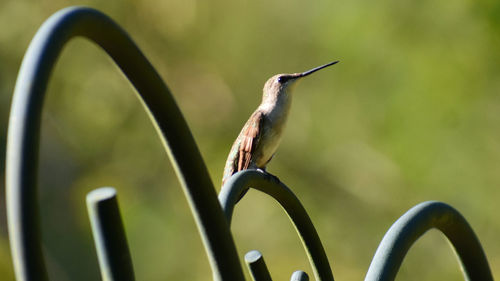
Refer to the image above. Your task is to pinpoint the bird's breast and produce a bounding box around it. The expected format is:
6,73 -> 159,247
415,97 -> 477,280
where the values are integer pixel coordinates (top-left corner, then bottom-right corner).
255,102 -> 291,166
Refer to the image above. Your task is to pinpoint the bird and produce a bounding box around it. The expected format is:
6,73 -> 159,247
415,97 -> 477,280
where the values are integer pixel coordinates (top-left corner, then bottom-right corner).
221,61 -> 338,193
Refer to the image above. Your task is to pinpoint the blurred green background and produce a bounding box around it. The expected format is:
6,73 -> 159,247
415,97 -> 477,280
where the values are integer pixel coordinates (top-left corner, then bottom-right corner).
1,0 -> 500,280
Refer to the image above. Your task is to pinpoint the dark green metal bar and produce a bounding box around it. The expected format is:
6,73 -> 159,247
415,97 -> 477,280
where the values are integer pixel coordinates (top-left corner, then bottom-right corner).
86,187 -> 135,281
5,6 -> 243,281
364,201 -> 493,281
244,250 -> 273,281
219,170 -> 334,281
290,271 -> 309,281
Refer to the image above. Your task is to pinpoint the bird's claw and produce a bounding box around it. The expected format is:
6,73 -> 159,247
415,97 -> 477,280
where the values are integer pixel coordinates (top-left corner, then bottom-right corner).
256,168 -> 280,183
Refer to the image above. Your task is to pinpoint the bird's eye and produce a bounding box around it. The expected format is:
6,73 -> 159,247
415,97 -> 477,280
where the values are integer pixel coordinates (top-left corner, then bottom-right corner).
278,76 -> 288,83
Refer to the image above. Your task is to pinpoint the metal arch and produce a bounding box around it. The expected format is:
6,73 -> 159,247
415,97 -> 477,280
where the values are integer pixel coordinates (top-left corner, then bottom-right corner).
364,201 -> 493,281
5,6 -> 244,281
218,170 -> 334,281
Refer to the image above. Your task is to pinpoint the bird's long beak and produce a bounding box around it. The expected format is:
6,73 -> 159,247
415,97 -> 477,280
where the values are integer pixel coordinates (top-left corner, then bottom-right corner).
279,61 -> 338,84
298,61 -> 339,78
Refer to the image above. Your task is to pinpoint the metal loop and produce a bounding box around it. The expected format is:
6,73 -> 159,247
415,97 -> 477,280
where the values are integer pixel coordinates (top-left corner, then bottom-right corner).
364,201 -> 493,281
219,170 -> 334,281
6,6 -> 242,281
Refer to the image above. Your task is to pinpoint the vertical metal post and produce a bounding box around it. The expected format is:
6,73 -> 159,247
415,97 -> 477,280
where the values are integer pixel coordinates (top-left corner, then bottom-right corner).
86,187 -> 135,281
290,271 -> 309,281
244,250 -> 273,281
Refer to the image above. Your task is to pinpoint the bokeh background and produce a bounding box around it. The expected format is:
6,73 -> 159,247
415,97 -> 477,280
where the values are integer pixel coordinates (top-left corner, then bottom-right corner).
1,0 -> 500,280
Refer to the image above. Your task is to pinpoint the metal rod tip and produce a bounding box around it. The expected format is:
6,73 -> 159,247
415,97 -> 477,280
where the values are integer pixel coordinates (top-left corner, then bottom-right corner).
86,187 -> 117,203
245,250 -> 263,263
290,270 -> 309,281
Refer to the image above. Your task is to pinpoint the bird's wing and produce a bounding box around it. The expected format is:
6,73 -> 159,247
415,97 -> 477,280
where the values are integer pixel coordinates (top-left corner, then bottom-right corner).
221,111 -> 264,187
238,110 -> 264,171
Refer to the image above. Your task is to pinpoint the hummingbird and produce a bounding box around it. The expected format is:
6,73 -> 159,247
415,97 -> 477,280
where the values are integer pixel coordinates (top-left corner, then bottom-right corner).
221,61 -> 338,190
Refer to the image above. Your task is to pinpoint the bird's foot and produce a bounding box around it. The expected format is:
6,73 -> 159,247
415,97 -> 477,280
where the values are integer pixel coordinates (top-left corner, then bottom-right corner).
256,168 -> 281,183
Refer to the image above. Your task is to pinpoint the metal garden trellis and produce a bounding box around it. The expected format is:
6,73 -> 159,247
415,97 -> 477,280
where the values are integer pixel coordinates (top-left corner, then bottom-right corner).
4,6 -> 494,281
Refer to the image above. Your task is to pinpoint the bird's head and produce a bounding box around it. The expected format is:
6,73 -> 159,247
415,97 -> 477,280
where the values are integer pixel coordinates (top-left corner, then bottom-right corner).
262,61 -> 338,103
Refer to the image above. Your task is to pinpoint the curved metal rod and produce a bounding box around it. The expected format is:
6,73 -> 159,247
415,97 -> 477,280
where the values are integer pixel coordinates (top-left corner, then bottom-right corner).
364,201 -> 493,281
218,170 -> 334,281
86,187 -> 135,281
5,6 -> 243,281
